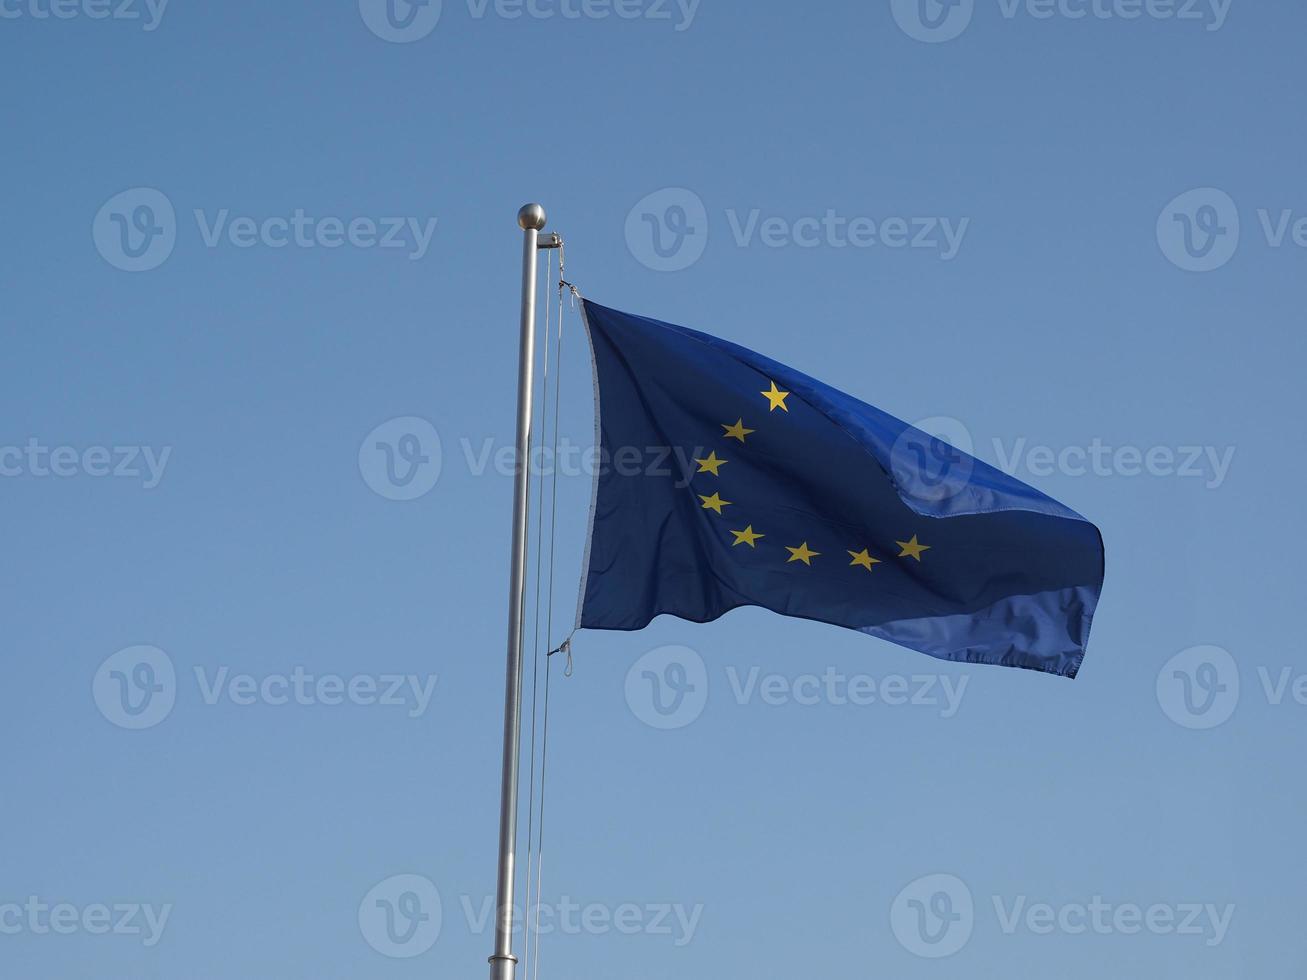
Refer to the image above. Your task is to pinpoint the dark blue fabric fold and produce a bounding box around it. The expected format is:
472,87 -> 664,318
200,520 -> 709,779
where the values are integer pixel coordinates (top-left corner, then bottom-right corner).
576,300 -> 1104,679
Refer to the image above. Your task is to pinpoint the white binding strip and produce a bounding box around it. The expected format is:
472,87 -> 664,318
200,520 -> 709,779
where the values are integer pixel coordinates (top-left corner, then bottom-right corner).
572,292 -> 601,632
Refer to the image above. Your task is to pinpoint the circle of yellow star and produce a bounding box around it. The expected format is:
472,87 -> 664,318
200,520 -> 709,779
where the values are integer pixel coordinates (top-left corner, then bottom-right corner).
695,451 -> 727,476
699,492 -> 731,515
896,535 -> 931,561
786,541 -> 820,565
848,549 -> 881,572
761,381 -> 791,412
730,526 -> 764,548
722,419 -> 754,443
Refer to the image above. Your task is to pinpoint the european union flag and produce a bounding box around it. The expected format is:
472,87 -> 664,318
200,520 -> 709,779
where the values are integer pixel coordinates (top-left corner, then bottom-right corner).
575,301 -> 1104,679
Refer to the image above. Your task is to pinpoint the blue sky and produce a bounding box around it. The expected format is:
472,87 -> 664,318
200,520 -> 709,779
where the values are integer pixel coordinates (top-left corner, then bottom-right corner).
2,1 -> 1305,977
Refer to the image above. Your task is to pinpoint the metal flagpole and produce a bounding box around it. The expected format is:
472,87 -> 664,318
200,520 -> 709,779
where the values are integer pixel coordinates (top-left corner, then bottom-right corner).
488,203 -> 550,980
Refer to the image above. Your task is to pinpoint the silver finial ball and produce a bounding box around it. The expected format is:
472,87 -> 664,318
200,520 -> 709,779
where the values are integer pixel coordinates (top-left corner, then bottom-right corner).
517,203 -> 547,231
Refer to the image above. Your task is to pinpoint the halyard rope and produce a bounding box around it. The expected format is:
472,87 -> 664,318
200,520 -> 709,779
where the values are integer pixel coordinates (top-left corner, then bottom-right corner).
523,246 -> 570,980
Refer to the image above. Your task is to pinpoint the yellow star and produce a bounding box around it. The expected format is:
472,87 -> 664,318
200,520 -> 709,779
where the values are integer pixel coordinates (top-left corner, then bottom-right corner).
848,549 -> 882,572
699,492 -> 731,515
786,541 -> 820,565
722,418 -> 755,443
761,381 -> 791,412
731,525 -> 764,548
896,535 -> 931,561
695,451 -> 728,476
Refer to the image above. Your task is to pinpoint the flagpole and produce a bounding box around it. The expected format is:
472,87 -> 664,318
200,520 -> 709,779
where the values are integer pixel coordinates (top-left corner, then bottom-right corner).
488,203 -> 547,980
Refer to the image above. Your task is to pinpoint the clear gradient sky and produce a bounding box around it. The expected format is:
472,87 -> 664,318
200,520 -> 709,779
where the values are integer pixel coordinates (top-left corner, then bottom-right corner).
2,1 -> 1305,978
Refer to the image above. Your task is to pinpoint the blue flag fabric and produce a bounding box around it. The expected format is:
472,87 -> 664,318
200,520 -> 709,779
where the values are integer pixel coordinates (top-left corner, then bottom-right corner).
575,300 -> 1104,679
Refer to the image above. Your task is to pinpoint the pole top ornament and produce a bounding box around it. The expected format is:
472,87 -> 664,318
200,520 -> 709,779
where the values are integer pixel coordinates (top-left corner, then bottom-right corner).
518,203 -> 547,231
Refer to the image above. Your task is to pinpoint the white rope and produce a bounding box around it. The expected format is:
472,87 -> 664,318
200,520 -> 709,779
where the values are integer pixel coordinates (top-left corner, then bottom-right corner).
520,244 -> 578,980
522,243 -> 553,980
529,265 -> 569,980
